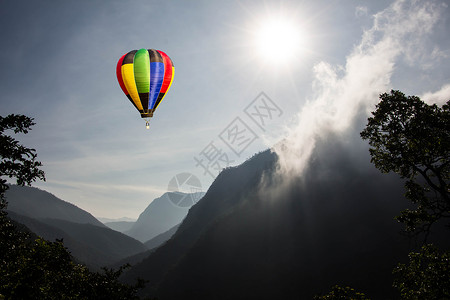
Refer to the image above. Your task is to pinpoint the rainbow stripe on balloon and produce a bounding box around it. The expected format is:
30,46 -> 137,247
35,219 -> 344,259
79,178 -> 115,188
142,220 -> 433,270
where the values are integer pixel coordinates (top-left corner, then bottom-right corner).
116,49 -> 174,118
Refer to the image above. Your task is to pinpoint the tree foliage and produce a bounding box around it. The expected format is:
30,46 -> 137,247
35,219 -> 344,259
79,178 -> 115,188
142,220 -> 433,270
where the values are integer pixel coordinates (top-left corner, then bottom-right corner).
0,114 -> 45,208
0,231 -> 145,299
359,91 -> 450,298
314,285 -> 370,300
360,90 -> 450,234
393,244 -> 450,299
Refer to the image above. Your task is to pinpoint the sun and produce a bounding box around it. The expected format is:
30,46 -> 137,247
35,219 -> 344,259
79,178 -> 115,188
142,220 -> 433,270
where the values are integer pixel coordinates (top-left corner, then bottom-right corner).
254,18 -> 306,63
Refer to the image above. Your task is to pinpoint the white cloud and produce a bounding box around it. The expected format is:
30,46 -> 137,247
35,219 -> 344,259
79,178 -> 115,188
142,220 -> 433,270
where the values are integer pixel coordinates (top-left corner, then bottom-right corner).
421,84 -> 450,105
274,0 -> 444,178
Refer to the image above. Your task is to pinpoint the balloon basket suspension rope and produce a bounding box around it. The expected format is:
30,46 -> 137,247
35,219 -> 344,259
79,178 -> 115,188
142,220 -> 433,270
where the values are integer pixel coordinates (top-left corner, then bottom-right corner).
141,111 -> 153,129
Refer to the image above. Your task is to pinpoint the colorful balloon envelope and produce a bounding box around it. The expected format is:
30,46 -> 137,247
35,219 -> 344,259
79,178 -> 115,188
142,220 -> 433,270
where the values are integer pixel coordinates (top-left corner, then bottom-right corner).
116,49 -> 174,121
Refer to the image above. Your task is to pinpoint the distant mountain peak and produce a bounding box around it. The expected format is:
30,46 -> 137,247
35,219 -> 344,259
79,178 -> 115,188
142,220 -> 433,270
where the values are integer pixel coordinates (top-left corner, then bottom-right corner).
124,191 -> 205,243
98,217 -> 137,223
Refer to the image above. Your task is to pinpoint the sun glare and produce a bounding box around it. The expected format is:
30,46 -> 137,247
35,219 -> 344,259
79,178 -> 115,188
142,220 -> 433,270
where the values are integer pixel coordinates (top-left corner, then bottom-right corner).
255,18 -> 305,63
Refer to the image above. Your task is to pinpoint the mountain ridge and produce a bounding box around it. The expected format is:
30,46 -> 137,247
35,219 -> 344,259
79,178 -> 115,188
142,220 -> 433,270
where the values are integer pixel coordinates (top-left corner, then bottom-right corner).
5,185 -> 105,228
7,211 -> 147,269
4,185 -> 148,269
122,132 -> 449,299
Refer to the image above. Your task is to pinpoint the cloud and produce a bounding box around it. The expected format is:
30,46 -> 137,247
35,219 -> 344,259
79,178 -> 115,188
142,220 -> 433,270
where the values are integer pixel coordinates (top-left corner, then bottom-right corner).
421,84 -> 450,105
273,0 -> 444,178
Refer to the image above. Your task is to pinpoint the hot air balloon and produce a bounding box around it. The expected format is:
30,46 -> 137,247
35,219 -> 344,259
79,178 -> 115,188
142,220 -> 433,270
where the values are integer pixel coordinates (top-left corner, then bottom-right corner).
116,49 -> 174,129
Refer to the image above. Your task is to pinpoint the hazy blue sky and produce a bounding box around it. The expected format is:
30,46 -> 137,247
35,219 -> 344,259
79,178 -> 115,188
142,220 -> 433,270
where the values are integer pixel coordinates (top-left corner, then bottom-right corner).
1,0 -> 449,219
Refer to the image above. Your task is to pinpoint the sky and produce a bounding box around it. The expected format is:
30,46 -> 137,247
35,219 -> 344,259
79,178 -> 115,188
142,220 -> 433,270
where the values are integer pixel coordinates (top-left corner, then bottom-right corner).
1,0 -> 449,219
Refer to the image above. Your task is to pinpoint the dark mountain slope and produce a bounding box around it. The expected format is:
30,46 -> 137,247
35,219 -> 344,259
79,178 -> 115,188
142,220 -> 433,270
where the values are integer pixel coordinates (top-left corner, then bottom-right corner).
7,211 -> 147,269
121,150 -> 277,287
110,249 -> 154,271
109,224 -> 181,270
5,185 -> 105,227
6,211 -> 111,268
41,218 -> 147,262
156,161 -> 410,299
144,223 -> 180,250
122,128 -> 450,299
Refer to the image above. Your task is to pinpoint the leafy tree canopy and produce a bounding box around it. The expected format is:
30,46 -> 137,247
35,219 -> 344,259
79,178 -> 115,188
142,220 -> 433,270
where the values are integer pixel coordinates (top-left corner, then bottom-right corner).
314,285 -> 370,300
360,90 -> 449,234
0,114 -> 45,207
393,244 -> 450,300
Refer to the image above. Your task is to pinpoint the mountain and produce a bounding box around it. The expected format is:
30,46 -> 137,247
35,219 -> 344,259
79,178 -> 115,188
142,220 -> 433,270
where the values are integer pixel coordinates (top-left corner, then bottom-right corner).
109,224 -> 180,271
104,221 -> 135,233
125,192 -> 204,242
41,218 -> 147,265
121,149 -> 282,295
144,223 -> 179,249
98,217 -> 136,223
4,185 -> 147,269
110,248 -> 155,271
7,211 -> 147,269
122,133 -> 449,299
5,185 -> 105,228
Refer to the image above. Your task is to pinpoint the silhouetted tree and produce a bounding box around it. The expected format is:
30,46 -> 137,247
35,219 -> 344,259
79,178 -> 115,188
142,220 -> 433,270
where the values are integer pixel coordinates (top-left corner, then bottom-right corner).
0,114 -> 45,208
360,91 -> 450,298
393,244 -> 450,299
314,285 -> 370,300
360,90 -> 449,235
1,233 -> 144,299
